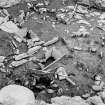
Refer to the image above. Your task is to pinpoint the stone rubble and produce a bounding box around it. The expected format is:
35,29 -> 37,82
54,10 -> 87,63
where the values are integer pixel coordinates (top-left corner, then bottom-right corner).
1,1 -> 105,105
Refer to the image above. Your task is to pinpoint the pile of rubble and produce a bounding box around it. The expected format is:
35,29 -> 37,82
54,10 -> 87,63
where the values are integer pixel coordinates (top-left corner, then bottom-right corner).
1,0 -> 105,105
1,75 -> 105,105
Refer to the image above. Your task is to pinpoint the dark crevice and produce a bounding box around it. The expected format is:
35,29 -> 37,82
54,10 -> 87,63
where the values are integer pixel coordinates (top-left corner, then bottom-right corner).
42,56 -> 55,67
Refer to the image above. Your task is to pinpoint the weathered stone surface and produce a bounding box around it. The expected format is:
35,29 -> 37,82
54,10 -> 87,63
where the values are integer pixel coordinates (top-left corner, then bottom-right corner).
51,96 -> 88,105
0,84 -> 35,105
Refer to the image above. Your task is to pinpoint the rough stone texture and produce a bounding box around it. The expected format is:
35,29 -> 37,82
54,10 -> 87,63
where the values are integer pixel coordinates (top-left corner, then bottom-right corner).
0,85 -> 35,105
51,96 -> 89,105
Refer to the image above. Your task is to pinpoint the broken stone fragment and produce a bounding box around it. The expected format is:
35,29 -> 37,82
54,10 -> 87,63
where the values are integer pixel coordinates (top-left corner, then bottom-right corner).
55,65 -> 76,85
0,21 -> 20,33
77,19 -> 91,27
39,8 -> 47,14
51,96 -> 88,105
9,59 -> 28,67
73,46 -> 83,51
0,84 -> 35,105
47,89 -> 55,94
56,66 -> 76,86
44,0 -> 50,6
0,56 -> 5,63
0,63 -> 5,72
14,48 -> 20,55
34,41 -> 45,46
0,21 -> 27,40
27,46 -> 42,55
14,53 -> 29,61
27,39 -> 34,48
56,66 -> 68,80
0,63 -> 4,67
27,38 -> 41,48
95,75 -> 102,81
51,83 -> 59,88
92,85 -> 103,91
97,82 -> 105,90
89,47 -> 97,53
0,17 -> 8,25
77,5 -> 88,14
0,67 -> 6,73
92,75 -> 105,91
82,93 -> 90,98
14,35 -> 23,43
99,90 -> 105,100
2,9 -> 10,16
44,37 -> 59,46
36,2 -> 44,7
99,13 -> 105,20
86,96 -> 104,105
17,10 -> 25,24
94,80 -> 101,86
